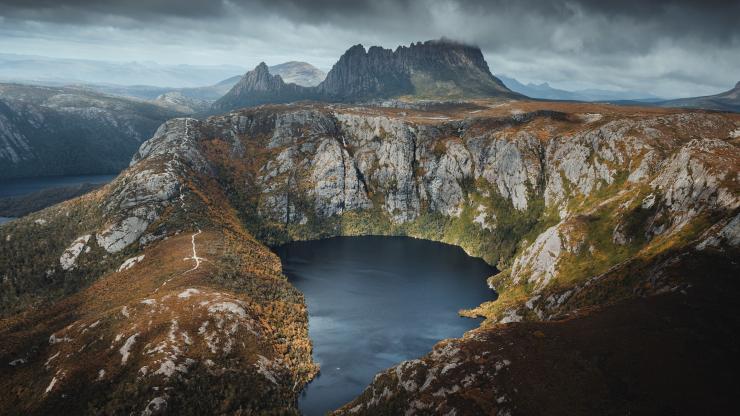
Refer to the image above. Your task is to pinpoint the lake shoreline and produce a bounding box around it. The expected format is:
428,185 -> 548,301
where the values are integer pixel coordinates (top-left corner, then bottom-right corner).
275,236 -> 497,416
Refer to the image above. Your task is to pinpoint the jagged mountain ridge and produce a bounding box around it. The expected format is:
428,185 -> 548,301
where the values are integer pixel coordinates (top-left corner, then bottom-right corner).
1,99 -> 738,414
213,40 -> 519,111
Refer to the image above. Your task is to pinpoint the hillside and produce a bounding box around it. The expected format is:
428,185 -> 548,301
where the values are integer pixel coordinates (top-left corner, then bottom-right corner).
1,99 -> 738,414
657,81 -> 740,112
214,40 -> 520,112
0,83 -> 185,179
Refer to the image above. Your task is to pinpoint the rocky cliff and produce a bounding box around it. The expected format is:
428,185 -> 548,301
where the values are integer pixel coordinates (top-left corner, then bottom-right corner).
0,83 -> 185,178
1,99 -> 738,414
213,40 -> 520,112
318,39 -> 514,100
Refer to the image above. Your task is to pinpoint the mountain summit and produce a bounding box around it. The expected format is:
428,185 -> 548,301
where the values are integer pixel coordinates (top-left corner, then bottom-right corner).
213,40 -> 519,111
212,63 -> 316,111
269,61 -> 326,87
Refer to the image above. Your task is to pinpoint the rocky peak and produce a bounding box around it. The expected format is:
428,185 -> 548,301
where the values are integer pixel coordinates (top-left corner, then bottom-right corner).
212,39 -> 520,111
239,62 -> 283,92
212,63 -> 315,111
318,43 -> 413,101
318,39 -> 516,100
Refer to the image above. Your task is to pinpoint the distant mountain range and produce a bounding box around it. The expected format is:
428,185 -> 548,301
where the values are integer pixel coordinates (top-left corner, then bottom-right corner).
491,75 -> 740,113
47,61 -> 326,105
214,39 -> 519,111
654,81 -> 740,113
0,83 -> 184,179
0,53 -> 244,88
497,75 -> 663,102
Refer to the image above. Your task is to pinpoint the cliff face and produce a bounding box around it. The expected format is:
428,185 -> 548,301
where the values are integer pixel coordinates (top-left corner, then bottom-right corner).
317,44 -> 416,100
213,40 -> 520,112
1,100 -> 738,414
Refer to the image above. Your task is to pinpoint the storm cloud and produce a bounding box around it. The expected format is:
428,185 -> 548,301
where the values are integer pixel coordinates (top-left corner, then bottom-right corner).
1,0 -> 738,97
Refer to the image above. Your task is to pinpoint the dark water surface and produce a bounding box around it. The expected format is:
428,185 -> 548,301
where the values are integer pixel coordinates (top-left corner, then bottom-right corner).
274,236 -> 497,416
0,174 -> 117,198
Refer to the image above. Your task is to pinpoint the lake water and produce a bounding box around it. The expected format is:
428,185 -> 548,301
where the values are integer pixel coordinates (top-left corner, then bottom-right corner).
0,217 -> 12,225
274,236 -> 497,415
0,174 -> 118,198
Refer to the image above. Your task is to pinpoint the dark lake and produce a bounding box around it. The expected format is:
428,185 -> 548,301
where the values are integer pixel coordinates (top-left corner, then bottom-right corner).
273,236 -> 497,416
0,174 -> 117,198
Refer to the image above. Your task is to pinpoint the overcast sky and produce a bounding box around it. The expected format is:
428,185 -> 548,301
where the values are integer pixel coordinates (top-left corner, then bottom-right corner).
0,0 -> 738,98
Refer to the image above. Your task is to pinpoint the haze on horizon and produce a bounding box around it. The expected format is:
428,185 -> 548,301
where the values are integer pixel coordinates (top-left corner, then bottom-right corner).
0,0 -> 738,98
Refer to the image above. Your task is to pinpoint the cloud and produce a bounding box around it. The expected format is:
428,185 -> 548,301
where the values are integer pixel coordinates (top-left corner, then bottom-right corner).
0,0 -> 737,97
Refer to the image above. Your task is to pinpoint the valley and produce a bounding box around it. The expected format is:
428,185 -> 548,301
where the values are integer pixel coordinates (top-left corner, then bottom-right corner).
1,93 -> 737,414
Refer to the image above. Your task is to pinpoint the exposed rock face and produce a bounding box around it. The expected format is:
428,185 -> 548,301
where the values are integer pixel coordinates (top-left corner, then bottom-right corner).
0,83 -> 184,178
511,225 -> 563,290
59,235 -> 92,270
213,40 -> 519,112
424,140 -> 473,216
317,44 -> 415,101
467,130 -> 542,210
310,138 -> 372,217
651,138 -> 739,230
319,40 -> 516,101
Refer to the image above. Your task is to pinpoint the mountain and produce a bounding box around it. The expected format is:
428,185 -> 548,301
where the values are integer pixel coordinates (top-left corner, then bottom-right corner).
1,98 -> 738,414
214,40 -> 519,111
498,74 -> 662,102
212,63 -> 317,111
656,81 -> 740,112
269,61 -> 326,87
70,62 -> 323,105
153,91 -> 212,113
318,39 -> 515,100
0,83 -> 185,178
